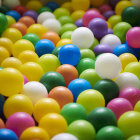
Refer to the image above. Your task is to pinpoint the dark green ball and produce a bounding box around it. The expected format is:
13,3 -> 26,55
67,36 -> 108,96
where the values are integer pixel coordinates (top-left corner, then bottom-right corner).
87,107 -> 117,132
40,72 -> 65,92
0,12 -> 8,33
52,46 -> 61,57
37,6 -> 52,14
94,79 -> 119,103
0,5 -> 11,14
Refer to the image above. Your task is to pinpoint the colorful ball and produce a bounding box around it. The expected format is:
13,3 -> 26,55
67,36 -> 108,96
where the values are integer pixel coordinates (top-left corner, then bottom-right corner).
52,46 -> 61,57
45,1 -> 59,11
56,39 -> 72,47
0,13 -> 8,33
71,10 -> 85,22
6,15 -> 16,27
54,8 -> 70,19
61,2 -> 73,13
58,16 -> 74,25
0,47 -> 9,65
13,5 -> 28,16
23,10 -> 38,22
23,75 -> 28,84
75,19 -> 84,27
134,101 -> 140,112
80,49 -> 95,60
61,31 -> 73,39
6,10 -> 21,21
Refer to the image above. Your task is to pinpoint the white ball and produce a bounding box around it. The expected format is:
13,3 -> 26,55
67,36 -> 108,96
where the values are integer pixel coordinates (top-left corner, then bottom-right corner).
71,27 -> 94,49
131,0 -> 140,9
100,34 -> 121,51
22,81 -> 48,105
37,12 -> 56,24
51,133 -> 78,140
95,53 -> 122,79
115,72 -> 140,90
42,19 -> 61,34
3,0 -> 20,8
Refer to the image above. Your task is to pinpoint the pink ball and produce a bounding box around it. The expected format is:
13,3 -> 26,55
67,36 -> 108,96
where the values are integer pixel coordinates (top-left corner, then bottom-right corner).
6,112 -> 35,137
119,87 -> 140,107
23,75 -> 28,84
82,10 -> 105,27
107,98 -> 133,120
99,4 -> 112,14
126,27 -> 140,48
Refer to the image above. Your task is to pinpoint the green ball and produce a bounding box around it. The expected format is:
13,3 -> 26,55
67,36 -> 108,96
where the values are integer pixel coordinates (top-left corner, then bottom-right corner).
58,16 -> 74,25
122,6 -> 140,26
113,22 -> 132,43
61,31 -> 73,39
89,38 -> 99,50
67,120 -> 96,140
54,8 -> 70,19
59,23 -> 77,35
79,69 -> 101,88
22,33 -> 40,46
96,126 -> 124,140
61,103 -> 87,125
40,72 -> 65,92
127,135 -> 140,140
80,49 -> 95,60
76,58 -> 95,75
0,5 -> 11,14
87,107 -> 117,132
37,6 -> 52,14
52,46 -> 61,57
0,13 -> 8,33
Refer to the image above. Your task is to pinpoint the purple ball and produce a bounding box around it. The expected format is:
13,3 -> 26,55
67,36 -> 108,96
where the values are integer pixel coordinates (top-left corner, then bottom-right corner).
93,44 -> 113,56
75,19 -> 84,27
107,28 -> 113,34
103,10 -> 115,20
23,10 -> 38,22
88,18 -> 108,39
109,0 -> 121,8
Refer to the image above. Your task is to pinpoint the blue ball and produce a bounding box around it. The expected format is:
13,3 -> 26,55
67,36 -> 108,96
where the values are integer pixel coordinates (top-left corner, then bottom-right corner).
0,94 -> 5,117
35,39 -> 55,57
0,129 -> 18,140
6,10 -> 21,21
45,2 -> 59,11
68,79 -> 92,102
58,44 -> 81,66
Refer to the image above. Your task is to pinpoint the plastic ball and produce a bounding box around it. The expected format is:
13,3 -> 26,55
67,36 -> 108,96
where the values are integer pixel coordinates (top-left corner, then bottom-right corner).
0,13 -> 8,33
13,5 -> 28,16
3,0 -> 20,9
39,113 -> 68,138
118,111 -> 140,138
0,47 -> 9,65
99,4 -> 112,14
115,72 -> 140,90
134,101 -> 140,112
52,46 -> 61,57
6,15 -> 16,27
61,103 -> 87,124
75,19 -> 84,27
20,127 -> 50,140
23,75 -> 28,85
127,135 -> 140,140
58,16 -> 74,25
40,72 -> 65,92
80,49 -> 95,60
107,28 -> 114,34
33,98 -> 60,122
61,2 -> 73,13
67,120 -> 96,140
56,39 -> 72,47
23,10 -> 38,22
37,6 -> 52,14
6,10 -> 21,21
6,112 -> 35,137
61,31 -> 73,39
54,8 -> 70,19
71,10 -> 85,22
45,1 -> 59,11
0,119 -> 5,128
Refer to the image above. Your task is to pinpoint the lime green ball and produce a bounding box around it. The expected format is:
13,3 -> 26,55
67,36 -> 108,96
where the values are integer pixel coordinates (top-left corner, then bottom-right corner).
89,38 -> 99,50
67,120 -> 96,140
79,69 -> 101,88
113,22 -> 132,43
0,13 -> 8,33
80,49 -> 95,60
54,8 -> 70,19
127,135 -> 140,140
61,31 -> 73,39
37,6 -> 52,14
58,16 -> 74,25
6,15 -> 16,27
52,46 -> 61,57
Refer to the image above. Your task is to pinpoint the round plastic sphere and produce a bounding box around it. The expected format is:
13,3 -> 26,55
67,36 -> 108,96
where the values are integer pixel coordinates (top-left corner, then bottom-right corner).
6,112 -> 35,137
6,10 -> 21,21
61,2 -> 73,13
56,39 -> 72,47
27,24 -> 47,38
61,103 -> 87,124
23,10 -> 38,22
94,79 -> 120,103
33,98 -> 60,122
22,81 -> 48,105
103,10 -> 115,20
0,68 -> 24,97
45,1 -> 59,11
3,0 -> 20,9
99,4 -> 112,14
127,135 -> 140,140
107,28 -> 113,34
23,75 -> 28,84
71,27 -> 94,49
71,10 -> 85,22
0,47 -> 9,65
39,113 -> 68,138
49,86 -> 73,108
0,129 -> 18,140
107,98 -> 133,120
0,94 -> 5,116
20,127 -> 50,140
0,5 -> 11,14
52,46 -> 61,57
75,19 -> 84,27
38,54 -> 60,73
52,133 -> 78,140
19,62 -> 44,81
115,72 -> 139,90
96,126 -> 124,140
134,101 -> 140,112
61,31 -> 73,39
58,16 -> 74,25
40,72 -> 65,92
3,94 -> 33,119
37,6 -> 52,14
95,53 -> 122,79
67,120 -> 96,140
80,49 -> 95,60
6,15 -> 16,27
2,28 -> 22,43
68,79 -> 91,102
54,8 -> 70,19
0,119 -> 5,128
13,5 -> 28,16
118,111 -> 140,138
0,13 -> 8,33
77,89 -> 105,114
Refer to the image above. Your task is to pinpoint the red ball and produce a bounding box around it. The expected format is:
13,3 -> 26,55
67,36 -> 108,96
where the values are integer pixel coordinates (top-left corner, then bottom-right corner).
13,5 -> 28,16
99,4 -> 112,14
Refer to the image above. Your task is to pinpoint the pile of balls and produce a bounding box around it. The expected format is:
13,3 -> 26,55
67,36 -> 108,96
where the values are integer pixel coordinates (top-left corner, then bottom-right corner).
0,0 -> 140,139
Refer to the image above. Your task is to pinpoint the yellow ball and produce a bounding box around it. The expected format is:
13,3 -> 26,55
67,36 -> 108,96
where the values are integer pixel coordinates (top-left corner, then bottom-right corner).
33,98 -> 60,122
115,1 -> 134,15
1,57 -> 22,70
27,24 -> 47,39
56,39 -> 72,47
39,113 -> 68,138
106,21 -> 112,29
61,2 -> 73,13
0,37 -> 13,55
3,94 -> 33,119
38,54 -> 60,73
20,62 -> 44,81
12,39 -> 35,57
6,15 -> 16,27
119,53 -> 138,70
18,50 -> 39,64
20,127 -> 50,140
2,28 -> 22,43
0,68 -> 24,97
90,0 -> 105,7
71,10 -> 85,22
0,47 -> 10,65
134,101 -> 140,112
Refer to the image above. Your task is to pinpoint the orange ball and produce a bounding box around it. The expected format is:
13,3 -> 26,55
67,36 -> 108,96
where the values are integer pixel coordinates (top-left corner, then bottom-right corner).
11,22 -> 27,36
56,64 -> 78,87
41,32 -> 60,46
0,118 -> 5,128
18,16 -> 35,28
49,86 -> 73,108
